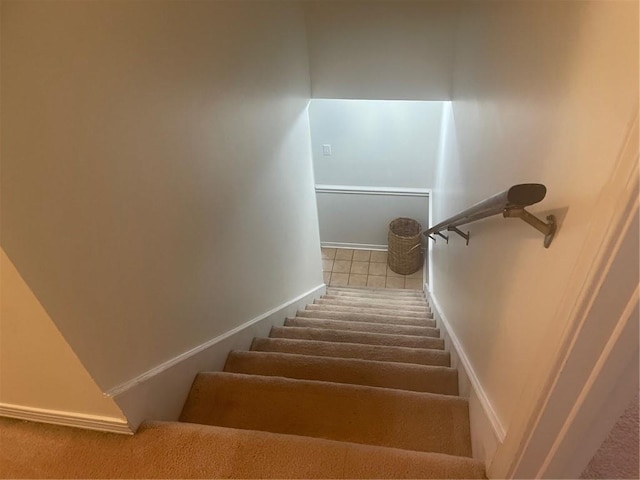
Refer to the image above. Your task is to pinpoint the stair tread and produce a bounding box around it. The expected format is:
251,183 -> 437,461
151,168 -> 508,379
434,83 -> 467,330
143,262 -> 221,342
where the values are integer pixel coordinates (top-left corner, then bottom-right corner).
329,286 -> 424,294
307,303 -> 432,318
314,299 -> 432,313
285,316 -> 440,337
251,337 -> 450,367
298,309 -> 436,327
180,372 -> 472,457
146,420 -> 480,477
270,326 -> 444,350
0,417 -> 484,479
321,294 -> 430,307
324,293 -> 425,301
325,292 -> 427,302
224,350 -> 459,395
310,298 -> 431,315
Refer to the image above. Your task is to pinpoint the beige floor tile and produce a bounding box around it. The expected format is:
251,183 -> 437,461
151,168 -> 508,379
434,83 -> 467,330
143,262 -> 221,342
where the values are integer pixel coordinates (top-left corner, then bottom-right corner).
405,278 -> 423,290
335,249 -> 354,261
352,250 -> 371,262
386,276 -> 405,289
386,265 -> 403,277
321,248 -> 336,260
321,259 -> 334,272
348,274 -> 368,286
370,251 -> 388,263
332,260 -> 351,274
367,275 -> 386,288
323,271 -> 331,284
329,273 -> 349,286
368,262 -> 387,276
407,268 -> 423,279
350,261 -> 369,275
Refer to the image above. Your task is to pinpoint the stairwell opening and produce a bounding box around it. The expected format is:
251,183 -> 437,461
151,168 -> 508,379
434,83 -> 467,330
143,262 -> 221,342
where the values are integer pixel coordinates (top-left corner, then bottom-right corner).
307,99 -> 448,291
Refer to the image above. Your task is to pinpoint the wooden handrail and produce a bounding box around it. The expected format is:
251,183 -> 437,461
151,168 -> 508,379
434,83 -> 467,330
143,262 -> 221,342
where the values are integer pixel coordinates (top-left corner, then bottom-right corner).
424,184 -> 557,248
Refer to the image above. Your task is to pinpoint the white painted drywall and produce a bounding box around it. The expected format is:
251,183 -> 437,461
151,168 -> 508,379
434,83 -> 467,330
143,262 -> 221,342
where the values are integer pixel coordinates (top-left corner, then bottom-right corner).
316,192 -> 429,248
309,100 -> 443,188
0,250 -> 126,421
1,1 -> 322,403
431,0 -> 638,442
309,100 -> 440,247
304,1 -> 455,100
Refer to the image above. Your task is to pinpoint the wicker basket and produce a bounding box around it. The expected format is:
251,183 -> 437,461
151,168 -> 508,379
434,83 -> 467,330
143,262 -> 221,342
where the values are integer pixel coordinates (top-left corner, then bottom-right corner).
387,217 -> 423,275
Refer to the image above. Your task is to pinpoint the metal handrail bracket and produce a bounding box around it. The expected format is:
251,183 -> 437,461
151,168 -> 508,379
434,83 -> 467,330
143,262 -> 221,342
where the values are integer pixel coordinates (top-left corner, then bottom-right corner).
435,232 -> 449,243
503,207 -> 557,248
448,226 -> 470,246
424,183 -> 557,248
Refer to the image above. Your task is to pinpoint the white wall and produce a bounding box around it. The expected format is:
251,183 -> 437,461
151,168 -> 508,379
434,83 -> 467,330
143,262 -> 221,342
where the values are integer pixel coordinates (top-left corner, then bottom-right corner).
0,250 -> 126,424
310,100 -> 443,188
431,0 -> 638,463
1,0 -> 322,408
309,100 -> 439,247
316,190 -> 429,249
304,1 -> 455,100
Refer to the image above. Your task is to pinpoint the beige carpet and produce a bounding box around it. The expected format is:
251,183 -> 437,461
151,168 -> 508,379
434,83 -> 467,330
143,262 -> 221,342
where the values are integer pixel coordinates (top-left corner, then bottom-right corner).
0,418 -> 485,478
180,372 -> 471,456
0,285 -> 485,479
269,325 -> 445,348
225,351 -> 459,394
284,315 -> 441,336
581,393 -> 639,479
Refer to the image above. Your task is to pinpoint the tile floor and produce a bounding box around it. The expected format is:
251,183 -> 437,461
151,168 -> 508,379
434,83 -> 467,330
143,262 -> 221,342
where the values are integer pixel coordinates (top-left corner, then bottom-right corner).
321,248 -> 424,290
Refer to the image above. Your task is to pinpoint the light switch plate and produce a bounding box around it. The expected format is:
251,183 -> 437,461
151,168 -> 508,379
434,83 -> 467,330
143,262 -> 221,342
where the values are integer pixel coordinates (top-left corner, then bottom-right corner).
322,144 -> 332,156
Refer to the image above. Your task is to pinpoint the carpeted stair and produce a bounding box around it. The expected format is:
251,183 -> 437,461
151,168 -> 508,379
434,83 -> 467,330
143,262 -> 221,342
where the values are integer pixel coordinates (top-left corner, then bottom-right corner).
178,285 -> 485,479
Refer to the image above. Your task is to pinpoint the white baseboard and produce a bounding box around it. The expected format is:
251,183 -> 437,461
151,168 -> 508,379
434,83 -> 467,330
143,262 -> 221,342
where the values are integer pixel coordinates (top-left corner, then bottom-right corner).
0,403 -> 132,434
108,284 -> 325,429
425,285 -> 504,467
321,242 -> 387,251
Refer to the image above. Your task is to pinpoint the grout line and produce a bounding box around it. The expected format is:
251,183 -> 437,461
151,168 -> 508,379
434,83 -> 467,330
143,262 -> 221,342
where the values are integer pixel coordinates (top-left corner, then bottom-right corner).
322,250 -> 424,289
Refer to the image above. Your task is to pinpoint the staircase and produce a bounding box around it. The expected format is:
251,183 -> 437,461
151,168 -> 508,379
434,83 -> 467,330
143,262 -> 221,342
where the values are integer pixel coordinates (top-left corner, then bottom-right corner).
179,286 -> 485,478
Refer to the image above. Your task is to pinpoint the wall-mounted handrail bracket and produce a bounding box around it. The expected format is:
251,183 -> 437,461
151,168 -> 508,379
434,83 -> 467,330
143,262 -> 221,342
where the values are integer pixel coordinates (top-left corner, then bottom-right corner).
436,232 -> 449,243
428,234 -> 437,242
503,207 -> 557,248
447,226 -> 470,246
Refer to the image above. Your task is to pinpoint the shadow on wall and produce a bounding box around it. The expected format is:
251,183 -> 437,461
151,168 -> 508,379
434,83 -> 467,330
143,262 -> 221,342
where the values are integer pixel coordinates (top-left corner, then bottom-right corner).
304,1 -> 456,100
1,1 -> 322,397
430,0 -> 632,437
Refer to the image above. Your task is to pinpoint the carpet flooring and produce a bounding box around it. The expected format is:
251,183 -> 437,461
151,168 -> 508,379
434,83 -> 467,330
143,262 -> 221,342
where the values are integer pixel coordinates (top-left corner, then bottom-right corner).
0,285 -> 485,478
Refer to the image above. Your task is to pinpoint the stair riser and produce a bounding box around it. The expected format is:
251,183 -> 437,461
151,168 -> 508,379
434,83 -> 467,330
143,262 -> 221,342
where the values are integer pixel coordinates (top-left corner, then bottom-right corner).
251,338 -> 451,367
315,299 -> 432,313
298,310 -> 436,327
321,294 -> 429,307
180,373 -> 471,457
270,326 -> 444,350
224,351 -> 459,395
285,317 -> 440,337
